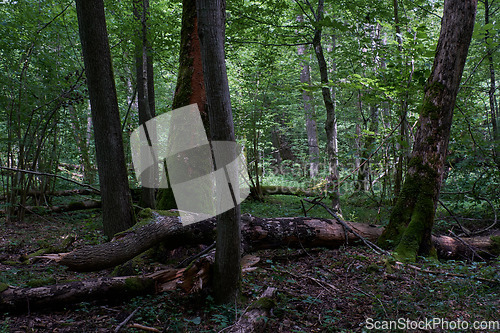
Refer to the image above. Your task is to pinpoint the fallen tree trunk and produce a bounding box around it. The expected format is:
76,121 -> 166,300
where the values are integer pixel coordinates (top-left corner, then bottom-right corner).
0,276 -> 155,313
41,213 -> 500,272
0,253 -> 260,313
0,188 -> 99,200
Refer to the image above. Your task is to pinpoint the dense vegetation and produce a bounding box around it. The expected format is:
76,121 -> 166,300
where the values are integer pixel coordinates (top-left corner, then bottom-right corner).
0,0 -> 499,331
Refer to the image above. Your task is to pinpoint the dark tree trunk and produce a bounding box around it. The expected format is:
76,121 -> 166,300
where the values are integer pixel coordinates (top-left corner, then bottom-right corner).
75,0 -> 136,239
196,0 -> 241,304
311,0 -> 341,212
134,0 -> 156,209
378,0 -> 478,261
156,0 -> 207,210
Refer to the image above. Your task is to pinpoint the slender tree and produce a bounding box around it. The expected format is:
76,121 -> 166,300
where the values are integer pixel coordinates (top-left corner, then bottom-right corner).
378,0 -> 478,260
310,0 -> 341,212
134,0 -> 156,209
75,0 -> 136,238
196,0 -> 241,304
484,0 -> 500,168
297,15 -> 319,179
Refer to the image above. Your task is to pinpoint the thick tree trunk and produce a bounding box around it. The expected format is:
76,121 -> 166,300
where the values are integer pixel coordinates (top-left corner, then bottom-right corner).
196,0 -> 241,304
0,253 -> 262,313
312,0 -> 341,213
43,214 -> 499,272
378,0 -> 478,261
156,0 -> 207,210
0,276 -> 155,313
75,0 -> 136,238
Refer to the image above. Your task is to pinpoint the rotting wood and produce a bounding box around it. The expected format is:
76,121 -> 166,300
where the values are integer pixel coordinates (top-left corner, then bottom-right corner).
0,254 -> 260,312
228,287 -> 277,333
38,213 -> 500,272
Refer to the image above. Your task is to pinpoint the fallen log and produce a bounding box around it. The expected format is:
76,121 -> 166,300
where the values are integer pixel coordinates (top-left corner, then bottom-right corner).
40,212 -> 500,272
228,287 -> 277,333
0,276 -> 155,313
0,188 -> 99,200
0,200 -> 102,216
0,253 -> 260,312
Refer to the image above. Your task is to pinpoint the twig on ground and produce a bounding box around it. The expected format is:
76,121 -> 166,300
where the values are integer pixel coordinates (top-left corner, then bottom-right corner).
447,229 -> 486,261
127,323 -> 161,332
176,242 -> 216,268
115,306 -> 141,332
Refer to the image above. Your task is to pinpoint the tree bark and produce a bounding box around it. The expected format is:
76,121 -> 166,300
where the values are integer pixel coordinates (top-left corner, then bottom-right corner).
43,214 -> 499,272
378,0 -> 478,261
196,0 -> 241,304
311,0 -> 341,212
75,0 -> 136,238
0,253 -> 262,313
297,15 -> 320,179
134,0 -> 156,209
228,287 -> 277,333
356,105 -> 379,192
484,0 -> 500,169
156,0 -> 207,210
0,276 -> 155,313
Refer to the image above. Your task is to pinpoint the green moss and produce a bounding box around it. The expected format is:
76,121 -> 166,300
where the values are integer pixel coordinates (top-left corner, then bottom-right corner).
27,277 -> 56,288
421,81 -> 445,119
0,282 -> 9,292
138,208 -> 153,219
155,210 -> 180,217
250,296 -> 276,311
124,277 -> 154,292
379,159 -> 438,261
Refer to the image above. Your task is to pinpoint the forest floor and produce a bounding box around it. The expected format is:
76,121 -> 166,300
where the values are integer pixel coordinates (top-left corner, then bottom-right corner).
1,194 -> 499,332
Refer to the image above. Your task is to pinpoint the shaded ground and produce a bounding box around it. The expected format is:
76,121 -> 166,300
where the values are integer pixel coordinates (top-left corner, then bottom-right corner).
1,195 -> 499,332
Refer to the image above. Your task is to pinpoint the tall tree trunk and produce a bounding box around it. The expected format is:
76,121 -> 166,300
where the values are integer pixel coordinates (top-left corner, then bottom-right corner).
484,0 -> 500,168
311,0 -> 341,212
393,0 -> 411,200
297,15 -> 319,178
378,0 -> 478,261
156,0 -> 207,210
196,0 -> 241,304
134,0 -> 156,209
75,0 -> 136,239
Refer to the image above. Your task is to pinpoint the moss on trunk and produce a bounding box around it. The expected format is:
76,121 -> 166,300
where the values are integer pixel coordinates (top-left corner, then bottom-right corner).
156,0 -> 206,210
378,162 -> 437,261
